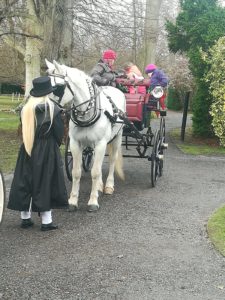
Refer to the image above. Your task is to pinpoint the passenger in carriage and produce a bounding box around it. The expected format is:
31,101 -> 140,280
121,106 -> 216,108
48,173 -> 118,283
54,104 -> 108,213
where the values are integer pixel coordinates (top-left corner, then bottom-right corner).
7,76 -> 68,231
90,49 -> 117,87
144,63 -> 169,111
123,62 -> 146,94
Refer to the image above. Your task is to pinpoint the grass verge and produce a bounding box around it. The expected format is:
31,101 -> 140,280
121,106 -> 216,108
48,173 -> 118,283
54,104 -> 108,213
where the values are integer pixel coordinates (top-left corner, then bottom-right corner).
169,127 -> 225,156
0,96 -> 22,172
207,206 -> 225,257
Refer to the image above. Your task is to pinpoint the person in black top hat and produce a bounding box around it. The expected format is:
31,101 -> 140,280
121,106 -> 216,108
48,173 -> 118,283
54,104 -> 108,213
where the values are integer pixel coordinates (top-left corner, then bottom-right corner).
7,76 -> 68,231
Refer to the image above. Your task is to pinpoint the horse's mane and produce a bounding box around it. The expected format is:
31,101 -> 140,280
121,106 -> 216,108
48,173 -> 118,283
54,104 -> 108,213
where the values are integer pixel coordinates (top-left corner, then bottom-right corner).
64,65 -> 94,98
63,64 -> 91,81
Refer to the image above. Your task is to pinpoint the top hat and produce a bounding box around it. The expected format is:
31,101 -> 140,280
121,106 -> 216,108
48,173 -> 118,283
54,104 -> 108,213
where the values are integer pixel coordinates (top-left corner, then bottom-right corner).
30,76 -> 57,97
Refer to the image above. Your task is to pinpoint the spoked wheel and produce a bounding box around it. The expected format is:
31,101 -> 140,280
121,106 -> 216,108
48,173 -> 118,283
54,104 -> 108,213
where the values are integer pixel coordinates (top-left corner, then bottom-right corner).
82,147 -> 93,172
65,137 -> 73,182
151,130 -> 163,187
0,169 -> 6,225
159,117 -> 166,177
65,138 -> 94,181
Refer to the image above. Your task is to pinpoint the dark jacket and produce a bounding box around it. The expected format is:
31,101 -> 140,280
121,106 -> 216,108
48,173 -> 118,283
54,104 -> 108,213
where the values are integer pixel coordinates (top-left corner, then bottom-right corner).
149,69 -> 168,88
90,60 -> 116,87
7,103 -> 68,212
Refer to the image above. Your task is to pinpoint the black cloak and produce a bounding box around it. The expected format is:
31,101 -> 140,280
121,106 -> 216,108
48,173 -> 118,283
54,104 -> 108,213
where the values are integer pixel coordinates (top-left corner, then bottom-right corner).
7,103 -> 68,212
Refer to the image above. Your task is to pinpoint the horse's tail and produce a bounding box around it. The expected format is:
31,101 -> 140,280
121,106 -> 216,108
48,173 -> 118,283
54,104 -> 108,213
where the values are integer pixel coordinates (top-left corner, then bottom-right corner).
108,144 -> 125,180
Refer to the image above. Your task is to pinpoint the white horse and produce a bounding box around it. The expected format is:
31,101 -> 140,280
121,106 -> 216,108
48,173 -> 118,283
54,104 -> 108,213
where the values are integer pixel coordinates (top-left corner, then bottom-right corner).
46,60 -> 126,212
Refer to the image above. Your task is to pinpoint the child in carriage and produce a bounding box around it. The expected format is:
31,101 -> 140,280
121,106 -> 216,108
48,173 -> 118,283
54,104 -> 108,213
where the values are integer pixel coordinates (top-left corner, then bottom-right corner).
123,62 -> 146,94
145,63 -> 169,111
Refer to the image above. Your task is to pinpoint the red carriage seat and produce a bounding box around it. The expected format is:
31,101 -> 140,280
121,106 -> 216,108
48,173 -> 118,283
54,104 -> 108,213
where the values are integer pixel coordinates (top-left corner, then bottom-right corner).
115,78 -> 150,122
126,93 -> 148,122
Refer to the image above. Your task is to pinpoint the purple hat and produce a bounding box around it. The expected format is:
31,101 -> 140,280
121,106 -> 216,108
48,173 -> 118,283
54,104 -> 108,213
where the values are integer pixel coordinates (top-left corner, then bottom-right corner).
145,64 -> 157,74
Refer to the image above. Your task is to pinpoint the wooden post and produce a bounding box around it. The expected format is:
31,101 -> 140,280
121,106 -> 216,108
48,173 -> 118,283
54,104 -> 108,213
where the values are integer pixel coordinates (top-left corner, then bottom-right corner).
181,92 -> 190,141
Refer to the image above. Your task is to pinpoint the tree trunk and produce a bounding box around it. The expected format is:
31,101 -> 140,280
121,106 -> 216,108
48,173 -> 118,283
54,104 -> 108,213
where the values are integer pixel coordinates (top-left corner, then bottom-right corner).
144,0 -> 163,66
24,0 -> 43,95
24,38 -> 42,95
58,0 -> 73,66
132,0 -> 137,64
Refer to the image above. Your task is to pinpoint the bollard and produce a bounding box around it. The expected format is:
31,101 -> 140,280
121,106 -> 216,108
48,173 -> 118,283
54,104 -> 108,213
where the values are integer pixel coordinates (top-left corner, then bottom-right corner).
181,91 -> 191,141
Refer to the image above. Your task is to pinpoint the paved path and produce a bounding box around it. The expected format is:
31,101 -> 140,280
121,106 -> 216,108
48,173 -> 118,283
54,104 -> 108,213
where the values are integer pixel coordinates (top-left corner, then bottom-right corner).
1,110 -> 225,300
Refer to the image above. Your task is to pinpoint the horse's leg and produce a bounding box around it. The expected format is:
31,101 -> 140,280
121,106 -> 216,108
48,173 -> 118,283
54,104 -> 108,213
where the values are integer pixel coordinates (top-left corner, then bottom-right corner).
87,141 -> 107,212
68,142 -> 82,211
105,133 -> 124,195
98,169 -> 104,193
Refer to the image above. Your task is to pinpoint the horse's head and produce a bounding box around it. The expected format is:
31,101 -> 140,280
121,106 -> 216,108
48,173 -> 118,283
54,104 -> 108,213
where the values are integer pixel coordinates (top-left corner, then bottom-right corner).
45,59 -> 99,126
45,59 -> 94,107
45,59 -> 74,106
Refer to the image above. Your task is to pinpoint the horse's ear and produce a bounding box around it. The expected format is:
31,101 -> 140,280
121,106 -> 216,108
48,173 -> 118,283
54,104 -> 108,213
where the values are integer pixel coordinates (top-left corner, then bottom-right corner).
53,60 -> 64,74
45,59 -> 55,74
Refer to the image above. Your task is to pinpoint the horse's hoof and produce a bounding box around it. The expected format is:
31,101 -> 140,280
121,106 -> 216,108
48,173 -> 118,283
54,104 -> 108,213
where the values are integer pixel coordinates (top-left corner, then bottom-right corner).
87,204 -> 99,212
104,187 -> 114,195
67,204 -> 78,212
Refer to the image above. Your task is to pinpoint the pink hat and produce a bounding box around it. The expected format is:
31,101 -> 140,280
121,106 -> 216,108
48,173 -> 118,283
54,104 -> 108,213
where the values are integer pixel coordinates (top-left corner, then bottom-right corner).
145,64 -> 157,74
102,49 -> 117,60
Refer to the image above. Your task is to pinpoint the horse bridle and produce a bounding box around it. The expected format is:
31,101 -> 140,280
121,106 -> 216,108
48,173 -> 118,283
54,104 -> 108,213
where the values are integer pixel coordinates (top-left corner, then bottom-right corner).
49,72 -> 102,127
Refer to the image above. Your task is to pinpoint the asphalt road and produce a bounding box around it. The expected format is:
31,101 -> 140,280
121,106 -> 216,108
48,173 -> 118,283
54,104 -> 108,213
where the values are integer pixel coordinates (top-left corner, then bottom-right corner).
1,110 -> 225,300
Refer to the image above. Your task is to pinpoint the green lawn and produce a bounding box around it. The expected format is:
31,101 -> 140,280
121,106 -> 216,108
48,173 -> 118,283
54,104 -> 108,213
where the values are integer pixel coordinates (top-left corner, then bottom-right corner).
0,95 -> 23,110
169,127 -> 225,155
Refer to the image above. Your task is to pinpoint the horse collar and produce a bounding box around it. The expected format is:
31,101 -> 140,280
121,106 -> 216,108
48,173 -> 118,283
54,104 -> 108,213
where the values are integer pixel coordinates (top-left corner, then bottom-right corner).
70,88 -> 102,127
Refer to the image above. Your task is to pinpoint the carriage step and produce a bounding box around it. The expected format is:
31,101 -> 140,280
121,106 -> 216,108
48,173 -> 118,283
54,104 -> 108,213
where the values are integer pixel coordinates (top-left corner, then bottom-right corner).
147,155 -> 164,161
160,110 -> 167,117
161,143 -> 168,149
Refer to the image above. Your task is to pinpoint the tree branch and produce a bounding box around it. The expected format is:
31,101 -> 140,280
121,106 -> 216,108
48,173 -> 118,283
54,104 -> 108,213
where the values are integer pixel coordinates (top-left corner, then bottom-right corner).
0,32 -> 43,40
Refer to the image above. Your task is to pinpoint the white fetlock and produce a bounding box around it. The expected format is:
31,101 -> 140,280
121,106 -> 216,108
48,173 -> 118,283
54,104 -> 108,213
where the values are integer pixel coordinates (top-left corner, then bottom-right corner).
68,196 -> 78,208
104,186 -> 114,195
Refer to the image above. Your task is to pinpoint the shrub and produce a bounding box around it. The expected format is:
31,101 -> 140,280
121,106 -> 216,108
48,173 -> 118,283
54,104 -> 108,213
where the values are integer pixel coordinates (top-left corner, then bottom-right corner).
167,87 -> 183,111
203,37 -> 225,146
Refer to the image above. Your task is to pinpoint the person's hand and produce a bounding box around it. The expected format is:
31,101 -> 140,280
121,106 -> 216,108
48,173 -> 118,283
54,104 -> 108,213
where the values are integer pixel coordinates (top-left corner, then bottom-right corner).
104,73 -> 115,82
114,70 -> 127,78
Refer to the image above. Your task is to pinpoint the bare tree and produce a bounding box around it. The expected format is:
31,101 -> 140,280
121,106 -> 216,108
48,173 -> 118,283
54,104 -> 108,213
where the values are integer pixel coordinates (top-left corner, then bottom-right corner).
71,0 -> 145,70
0,0 -> 72,94
0,0 -> 183,93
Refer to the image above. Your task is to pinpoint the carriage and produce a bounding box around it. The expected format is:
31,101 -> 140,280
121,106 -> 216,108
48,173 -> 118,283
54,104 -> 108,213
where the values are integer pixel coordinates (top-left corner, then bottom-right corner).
64,77 -> 168,188
44,59 -> 169,211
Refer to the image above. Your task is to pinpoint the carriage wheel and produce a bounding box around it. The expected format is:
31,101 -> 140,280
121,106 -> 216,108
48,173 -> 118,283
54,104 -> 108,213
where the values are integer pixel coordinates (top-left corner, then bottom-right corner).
0,170 -> 6,225
82,147 -> 93,172
159,117 -> 166,177
151,130 -> 162,187
65,137 -> 73,182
